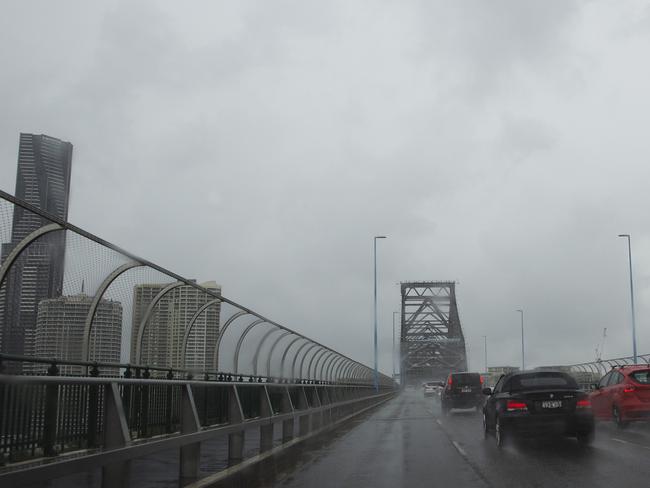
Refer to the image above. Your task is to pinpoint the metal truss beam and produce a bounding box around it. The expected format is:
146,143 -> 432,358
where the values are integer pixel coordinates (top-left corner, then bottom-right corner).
400,281 -> 467,385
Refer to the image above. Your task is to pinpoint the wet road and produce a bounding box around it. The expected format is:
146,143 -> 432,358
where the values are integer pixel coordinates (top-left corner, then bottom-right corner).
261,388 -> 650,488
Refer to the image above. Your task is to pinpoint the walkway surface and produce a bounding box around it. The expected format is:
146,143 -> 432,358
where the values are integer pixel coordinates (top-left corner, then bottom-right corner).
236,388 -> 650,488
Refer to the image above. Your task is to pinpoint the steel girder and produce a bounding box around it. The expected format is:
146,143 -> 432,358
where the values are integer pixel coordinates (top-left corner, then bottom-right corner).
400,281 -> 467,385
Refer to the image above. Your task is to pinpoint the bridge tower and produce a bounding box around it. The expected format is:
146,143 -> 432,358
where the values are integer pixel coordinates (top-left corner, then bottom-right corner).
400,281 -> 467,385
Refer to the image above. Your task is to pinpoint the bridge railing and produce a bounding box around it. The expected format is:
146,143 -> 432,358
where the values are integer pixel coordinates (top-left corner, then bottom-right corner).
0,373 -> 393,487
567,353 -> 650,389
0,190 -> 396,485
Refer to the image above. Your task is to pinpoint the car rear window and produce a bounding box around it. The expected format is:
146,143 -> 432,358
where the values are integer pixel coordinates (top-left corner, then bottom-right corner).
631,370 -> 650,384
451,373 -> 481,386
507,372 -> 577,391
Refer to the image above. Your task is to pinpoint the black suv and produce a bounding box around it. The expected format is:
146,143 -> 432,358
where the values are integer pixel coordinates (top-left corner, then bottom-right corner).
441,372 -> 484,414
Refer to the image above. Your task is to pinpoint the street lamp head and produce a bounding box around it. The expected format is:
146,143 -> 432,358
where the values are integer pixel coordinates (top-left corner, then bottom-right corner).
516,309 -> 523,313
375,235 -> 387,239
618,234 -> 630,238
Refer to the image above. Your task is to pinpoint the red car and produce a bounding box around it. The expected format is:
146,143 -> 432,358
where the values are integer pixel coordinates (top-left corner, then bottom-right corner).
589,366 -> 650,427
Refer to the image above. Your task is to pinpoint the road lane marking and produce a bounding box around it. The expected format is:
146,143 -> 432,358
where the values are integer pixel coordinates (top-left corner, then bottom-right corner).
452,440 -> 467,457
436,419 -> 443,426
611,437 -> 650,450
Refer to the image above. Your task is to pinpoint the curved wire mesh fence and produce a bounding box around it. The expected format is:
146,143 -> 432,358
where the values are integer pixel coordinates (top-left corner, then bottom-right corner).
0,189 -> 391,388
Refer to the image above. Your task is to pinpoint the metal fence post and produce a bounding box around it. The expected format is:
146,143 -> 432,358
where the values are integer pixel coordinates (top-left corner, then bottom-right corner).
281,387 -> 294,443
228,385 -> 245,465
259,386 -> 274,453
87,363 -> 100,448
102,383 -> 131,488
320,388 -> 332,425
179,384 -> 201,484
311,388 -> 323,431
298,387 -> 310,437
165,369 -> 174,433
42,362 -> 59,457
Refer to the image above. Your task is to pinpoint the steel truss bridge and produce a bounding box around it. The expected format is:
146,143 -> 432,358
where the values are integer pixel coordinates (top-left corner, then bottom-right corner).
400,281 -> 467,385
0,190 -> 394,487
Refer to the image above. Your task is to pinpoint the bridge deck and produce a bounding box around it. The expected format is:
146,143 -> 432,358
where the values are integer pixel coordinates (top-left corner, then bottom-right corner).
262,389 -> 650,488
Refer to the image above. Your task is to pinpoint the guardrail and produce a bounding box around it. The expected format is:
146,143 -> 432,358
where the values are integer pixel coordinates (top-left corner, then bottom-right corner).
0,189 -> 396,486
0,374 -> 393,487
0,190 -> 391,388
567,353 -> 650,389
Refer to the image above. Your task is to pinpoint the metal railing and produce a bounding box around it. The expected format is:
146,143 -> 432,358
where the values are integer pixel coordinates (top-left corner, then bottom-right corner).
0,373 -> 393,487
567,353 -> 650,388
0,189 -> 390,387
0,190 -> 396,486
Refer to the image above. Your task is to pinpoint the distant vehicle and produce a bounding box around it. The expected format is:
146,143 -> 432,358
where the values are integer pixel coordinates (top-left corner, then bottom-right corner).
423,382 -> 438,396
441,372 -> 484,414
589,366 -> 650,428
482,370 -> 594,448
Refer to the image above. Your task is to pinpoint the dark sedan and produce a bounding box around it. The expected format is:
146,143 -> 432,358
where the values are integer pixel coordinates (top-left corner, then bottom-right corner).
482,370 -> 594,447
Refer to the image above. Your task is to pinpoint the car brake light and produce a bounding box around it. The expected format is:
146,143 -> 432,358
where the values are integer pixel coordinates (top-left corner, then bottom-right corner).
480,376 -> 484,384
506,400 -> 528,412
448,376 -> 452,386
576,399 -> 591,408
624,385 -> 636,393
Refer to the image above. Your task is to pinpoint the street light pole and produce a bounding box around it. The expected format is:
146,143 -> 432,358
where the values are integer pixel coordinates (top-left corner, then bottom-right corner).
618,234 -> 638,364
482,335 -> 488,375
516,309 -> 524,370
393,311 -> 399,381
373,236 -> 387,392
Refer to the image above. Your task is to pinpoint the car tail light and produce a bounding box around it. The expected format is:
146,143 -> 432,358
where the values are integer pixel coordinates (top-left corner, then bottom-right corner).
624,385 -> 636,393
448,376 -> 452,386
480,376 -> 484,385
576,399 -> 591,409
506,400 -> 528,412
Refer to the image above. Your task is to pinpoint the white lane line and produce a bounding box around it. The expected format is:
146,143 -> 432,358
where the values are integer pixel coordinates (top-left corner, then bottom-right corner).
452,440 -> 467,457
611,437 -> 650,450
436,419 -> 443,426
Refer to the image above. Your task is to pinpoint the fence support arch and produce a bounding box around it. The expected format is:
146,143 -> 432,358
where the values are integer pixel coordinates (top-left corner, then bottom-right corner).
307,348 -> 329,380
213,310 -> 250,370
82,261 -> 143,362
233,319 -> 267,374
135,281 -> 185,364
181,298 -> 220,368
263,331 -> 293,377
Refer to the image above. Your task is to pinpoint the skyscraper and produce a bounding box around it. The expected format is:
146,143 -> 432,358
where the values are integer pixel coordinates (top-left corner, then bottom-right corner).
130,281 -> 221,371
35,293 -> 123,375
0,134 -> 73,367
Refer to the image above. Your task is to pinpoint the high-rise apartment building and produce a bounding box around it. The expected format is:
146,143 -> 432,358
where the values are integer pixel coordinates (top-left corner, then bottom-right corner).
130,281 -> 221,371
34,293 -> 122,375
0,134 -> 73,367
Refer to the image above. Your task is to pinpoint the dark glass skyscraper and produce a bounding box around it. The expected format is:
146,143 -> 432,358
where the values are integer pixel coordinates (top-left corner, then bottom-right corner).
0,134 -> 73,366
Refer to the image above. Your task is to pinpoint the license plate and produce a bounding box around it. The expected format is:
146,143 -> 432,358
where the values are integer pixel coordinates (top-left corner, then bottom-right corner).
461,386 -> 472,393
541,400 -> 562,409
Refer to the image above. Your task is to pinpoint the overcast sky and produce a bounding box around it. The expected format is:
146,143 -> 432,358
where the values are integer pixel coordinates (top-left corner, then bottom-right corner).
2,0 -> 650,374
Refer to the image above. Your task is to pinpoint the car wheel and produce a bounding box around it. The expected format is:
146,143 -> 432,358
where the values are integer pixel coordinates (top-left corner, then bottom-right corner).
495,416 -> 506,448
482,412 -> 489,439
576,430 -> 594,446
613,405 -> 629,429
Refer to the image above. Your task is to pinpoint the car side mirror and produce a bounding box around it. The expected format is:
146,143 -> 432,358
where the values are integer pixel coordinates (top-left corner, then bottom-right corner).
593,383 -> 600,390
482,387 -> 492,395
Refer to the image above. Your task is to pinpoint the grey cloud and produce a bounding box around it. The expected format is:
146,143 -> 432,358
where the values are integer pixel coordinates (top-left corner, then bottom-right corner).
1,0 -> 649,374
